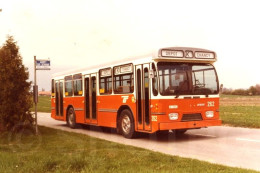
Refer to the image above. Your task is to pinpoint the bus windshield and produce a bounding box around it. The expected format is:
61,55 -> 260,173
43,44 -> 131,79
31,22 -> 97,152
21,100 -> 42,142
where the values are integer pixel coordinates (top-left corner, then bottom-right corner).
157,62 -> 219,96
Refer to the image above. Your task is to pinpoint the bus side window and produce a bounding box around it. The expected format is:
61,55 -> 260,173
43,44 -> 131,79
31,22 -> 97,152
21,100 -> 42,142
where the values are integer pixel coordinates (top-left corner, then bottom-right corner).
100,77 -> 112,94
73,73 -> 83,96
152,63 -> 158,96
113,64 -> 134,94
65,75 -> 73,97
99,68 -> 112,95
114,74 -> 134,94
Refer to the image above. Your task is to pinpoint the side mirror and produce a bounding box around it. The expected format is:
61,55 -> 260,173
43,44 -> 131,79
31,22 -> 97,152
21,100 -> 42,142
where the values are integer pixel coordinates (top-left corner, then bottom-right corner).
220,84 -> 223,93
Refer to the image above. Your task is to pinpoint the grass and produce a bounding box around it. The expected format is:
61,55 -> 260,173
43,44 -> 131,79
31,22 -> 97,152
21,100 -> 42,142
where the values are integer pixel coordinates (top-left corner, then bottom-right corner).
0,126 -> 257,173
220,95 -> 260,128
220,106 -> 260,128
31,96 -> 51,113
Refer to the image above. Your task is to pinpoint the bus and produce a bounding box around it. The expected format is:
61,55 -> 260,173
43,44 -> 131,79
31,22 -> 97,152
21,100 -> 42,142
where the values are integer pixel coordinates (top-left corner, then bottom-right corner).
51,47 -> 221,138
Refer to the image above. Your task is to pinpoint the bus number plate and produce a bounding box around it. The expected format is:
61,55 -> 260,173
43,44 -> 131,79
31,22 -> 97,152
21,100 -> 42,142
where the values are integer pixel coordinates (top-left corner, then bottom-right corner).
207,101 -> 215,107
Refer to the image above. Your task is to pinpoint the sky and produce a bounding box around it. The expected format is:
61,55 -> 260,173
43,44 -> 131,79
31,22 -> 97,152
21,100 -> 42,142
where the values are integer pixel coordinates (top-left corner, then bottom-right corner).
0,0 -> 259,91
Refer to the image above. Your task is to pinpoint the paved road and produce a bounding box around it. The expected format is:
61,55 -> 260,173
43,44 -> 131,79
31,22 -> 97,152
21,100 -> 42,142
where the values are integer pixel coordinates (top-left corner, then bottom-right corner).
38,113 -> 260,171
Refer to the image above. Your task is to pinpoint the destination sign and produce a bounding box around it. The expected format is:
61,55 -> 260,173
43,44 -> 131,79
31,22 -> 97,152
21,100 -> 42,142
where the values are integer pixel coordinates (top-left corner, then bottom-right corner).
195,52 -> 215,59
114,64 -> 133,75
114,67 -> 120,75
161,50 -> 184,58
100,68 -> 112,77
120,64 -> 132,73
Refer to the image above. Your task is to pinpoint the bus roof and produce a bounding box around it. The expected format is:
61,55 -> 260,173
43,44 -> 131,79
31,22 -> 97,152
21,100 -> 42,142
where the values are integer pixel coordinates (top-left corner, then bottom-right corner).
52,47 -> 217,78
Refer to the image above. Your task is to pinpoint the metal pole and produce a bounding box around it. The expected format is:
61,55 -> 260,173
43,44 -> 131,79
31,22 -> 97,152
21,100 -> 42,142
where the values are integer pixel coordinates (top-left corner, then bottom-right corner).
34,56 -> 38,135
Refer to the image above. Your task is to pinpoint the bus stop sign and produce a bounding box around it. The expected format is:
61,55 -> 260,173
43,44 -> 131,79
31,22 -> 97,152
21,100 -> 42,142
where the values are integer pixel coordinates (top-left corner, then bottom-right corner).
36,59 -> 50,70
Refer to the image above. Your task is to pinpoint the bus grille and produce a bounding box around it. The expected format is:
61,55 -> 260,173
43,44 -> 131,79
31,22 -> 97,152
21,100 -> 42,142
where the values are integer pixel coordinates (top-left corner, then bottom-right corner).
181,113 -> 202,122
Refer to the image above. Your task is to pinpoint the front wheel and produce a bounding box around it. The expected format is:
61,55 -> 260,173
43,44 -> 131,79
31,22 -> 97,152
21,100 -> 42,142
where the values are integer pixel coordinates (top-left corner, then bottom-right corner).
67,107 -> 76,128
119,109 -> 136,139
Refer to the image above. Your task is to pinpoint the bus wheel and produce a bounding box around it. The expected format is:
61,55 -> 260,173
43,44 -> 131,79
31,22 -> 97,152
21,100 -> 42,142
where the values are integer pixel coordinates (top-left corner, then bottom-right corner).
119,109 -> 136,139
67,107 -> 76,128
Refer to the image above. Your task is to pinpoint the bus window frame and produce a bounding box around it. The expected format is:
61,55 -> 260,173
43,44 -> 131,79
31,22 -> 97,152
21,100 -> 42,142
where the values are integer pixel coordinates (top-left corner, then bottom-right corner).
65,75 -> 73,97
113,64 -> 134,94
73,73 -> 83,96
151,63 -> 158,96
99,68 -> 113,95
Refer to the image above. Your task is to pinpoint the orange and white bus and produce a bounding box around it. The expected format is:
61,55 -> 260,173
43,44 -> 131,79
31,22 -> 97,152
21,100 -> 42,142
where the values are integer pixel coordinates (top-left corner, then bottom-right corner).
51,47 -> 221,138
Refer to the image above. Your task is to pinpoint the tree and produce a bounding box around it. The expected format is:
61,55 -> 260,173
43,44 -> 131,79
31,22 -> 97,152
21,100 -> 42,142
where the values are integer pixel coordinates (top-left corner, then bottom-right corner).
0,36 -> 33,131
248,86 -> 257,95
231,88 -> 248,95
256,84 -> 260,95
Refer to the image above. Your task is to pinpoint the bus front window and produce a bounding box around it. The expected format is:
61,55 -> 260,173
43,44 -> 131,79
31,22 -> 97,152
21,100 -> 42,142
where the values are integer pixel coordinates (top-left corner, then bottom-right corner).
157,62 -> 219,96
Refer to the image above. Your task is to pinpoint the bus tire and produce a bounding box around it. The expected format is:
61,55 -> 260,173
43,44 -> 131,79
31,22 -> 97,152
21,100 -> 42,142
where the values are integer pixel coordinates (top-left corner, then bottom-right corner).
67,107 -> 76,128
119,109 -> 136,139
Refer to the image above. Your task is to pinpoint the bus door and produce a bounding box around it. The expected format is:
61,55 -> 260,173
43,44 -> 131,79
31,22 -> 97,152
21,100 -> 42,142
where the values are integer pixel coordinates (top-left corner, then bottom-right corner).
55,80 -> 64,119
84,74 -> 97,124
136,64 -> 151,131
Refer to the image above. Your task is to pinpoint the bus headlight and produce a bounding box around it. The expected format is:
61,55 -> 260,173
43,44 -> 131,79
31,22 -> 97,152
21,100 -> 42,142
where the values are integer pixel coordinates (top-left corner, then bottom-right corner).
206,111 -> 214,118
169,113 -> 178,120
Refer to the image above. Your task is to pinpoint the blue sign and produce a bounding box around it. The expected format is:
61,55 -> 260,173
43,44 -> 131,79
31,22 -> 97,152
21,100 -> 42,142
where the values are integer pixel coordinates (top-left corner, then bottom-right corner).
36,59 -> 50,70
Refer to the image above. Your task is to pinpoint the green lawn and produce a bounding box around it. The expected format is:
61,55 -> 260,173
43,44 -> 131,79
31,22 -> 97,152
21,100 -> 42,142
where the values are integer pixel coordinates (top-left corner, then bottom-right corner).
31,96 -> 51,113
0,126 -> 257,173
220,94 -> 260,128
220,106 -> 260,128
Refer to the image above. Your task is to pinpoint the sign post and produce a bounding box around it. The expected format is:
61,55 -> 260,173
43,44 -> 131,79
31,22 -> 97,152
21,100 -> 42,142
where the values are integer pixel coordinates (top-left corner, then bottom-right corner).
34,56 -> 50,135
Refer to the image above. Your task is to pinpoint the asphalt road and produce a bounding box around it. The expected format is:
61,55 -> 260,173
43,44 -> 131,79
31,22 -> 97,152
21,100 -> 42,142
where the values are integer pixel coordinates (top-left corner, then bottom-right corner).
38,113 -> 260,171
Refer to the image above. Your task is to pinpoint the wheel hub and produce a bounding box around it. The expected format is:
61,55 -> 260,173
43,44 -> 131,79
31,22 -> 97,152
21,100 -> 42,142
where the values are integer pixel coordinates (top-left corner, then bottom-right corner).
122,115 -> 130,134
69,112 -> 74,124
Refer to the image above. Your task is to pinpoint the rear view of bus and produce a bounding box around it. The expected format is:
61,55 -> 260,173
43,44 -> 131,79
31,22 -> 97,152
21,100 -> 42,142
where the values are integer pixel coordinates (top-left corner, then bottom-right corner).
151,47 -> 221,135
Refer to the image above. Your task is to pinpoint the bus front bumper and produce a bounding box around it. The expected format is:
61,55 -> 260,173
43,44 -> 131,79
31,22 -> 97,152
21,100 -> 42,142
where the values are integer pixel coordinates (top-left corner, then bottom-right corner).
159,120 -> 222,130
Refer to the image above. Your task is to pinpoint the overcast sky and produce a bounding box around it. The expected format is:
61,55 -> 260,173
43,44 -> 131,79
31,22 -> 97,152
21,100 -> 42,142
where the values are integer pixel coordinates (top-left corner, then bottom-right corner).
0,0 -> 259,91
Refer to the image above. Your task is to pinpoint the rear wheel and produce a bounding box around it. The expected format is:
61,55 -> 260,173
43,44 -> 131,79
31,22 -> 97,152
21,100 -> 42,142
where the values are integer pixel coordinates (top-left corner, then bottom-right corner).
119,109 -> 136,139
67,107 -> 76,128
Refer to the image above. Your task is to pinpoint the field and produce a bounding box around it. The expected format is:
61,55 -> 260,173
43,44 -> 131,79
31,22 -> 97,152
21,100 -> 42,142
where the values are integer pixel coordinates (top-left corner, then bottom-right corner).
220,95 -> 260,128
0,126 -> 257,173
31,96 -> 51,113
220,95 -> 260,106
